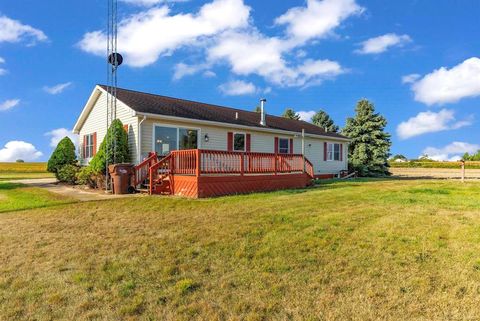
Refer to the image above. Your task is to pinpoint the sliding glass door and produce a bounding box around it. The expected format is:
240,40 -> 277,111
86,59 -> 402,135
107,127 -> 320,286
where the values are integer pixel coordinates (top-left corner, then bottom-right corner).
154,125 -> 199,156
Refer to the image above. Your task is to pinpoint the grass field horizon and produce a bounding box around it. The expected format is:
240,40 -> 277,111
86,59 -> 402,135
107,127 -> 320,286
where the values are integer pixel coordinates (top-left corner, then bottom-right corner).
1,179 -> 480,320
0,162 -> 54,181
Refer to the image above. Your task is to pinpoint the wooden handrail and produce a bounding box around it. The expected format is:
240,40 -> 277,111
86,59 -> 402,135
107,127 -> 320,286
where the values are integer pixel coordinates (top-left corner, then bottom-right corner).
133,152 -> 157,186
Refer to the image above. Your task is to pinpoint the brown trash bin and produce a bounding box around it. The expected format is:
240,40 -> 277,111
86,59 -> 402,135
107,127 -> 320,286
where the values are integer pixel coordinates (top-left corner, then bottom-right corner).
108,164 -> 134,195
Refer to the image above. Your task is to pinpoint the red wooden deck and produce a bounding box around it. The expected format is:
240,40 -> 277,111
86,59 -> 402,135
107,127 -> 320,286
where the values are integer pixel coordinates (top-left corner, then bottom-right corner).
134,149 -> 315,198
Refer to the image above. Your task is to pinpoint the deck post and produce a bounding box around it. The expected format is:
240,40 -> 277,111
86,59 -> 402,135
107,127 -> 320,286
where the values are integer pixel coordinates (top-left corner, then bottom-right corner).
274,153 -> 278,175
240,152 -> 245,176
196,149 -> 201,177
302,129 -> 306,173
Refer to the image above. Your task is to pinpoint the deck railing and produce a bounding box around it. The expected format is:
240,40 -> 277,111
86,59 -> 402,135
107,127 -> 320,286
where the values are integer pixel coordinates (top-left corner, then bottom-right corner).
168,149 -> 313,178
133,152 -> 158,186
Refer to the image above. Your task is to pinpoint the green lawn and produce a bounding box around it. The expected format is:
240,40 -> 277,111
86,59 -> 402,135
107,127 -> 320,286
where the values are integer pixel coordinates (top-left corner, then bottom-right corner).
0,182 -> 75,213
1,179 -> 480,320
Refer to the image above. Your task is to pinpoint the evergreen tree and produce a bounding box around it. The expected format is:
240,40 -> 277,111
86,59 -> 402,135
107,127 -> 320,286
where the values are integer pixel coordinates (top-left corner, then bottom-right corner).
90,119 -> 129,174
47,137 -> 77,174
312,110 -> 339,132
282,108 -> 300,120
342,99 -> 391,176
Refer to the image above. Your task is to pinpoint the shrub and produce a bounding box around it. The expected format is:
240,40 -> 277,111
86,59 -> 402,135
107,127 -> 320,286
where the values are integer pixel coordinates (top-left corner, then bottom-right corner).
16,159 -> 25,163
90,119 -> 129,174
47,137 -> 77,174
76,166 -> 96,188
57,164 -> 79,184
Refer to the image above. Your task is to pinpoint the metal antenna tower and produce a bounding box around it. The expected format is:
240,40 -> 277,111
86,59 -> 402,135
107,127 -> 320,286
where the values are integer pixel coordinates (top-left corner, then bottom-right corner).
105,0 -> 123,191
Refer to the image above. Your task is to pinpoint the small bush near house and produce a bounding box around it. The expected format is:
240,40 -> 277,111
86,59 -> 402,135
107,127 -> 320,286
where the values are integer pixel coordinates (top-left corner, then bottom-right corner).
56,164 -> 79,184
76,166 -> 97,188
47,137 -> 77,175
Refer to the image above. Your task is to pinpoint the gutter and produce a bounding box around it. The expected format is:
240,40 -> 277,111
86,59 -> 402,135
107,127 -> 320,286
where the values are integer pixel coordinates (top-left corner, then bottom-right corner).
134,111 -> 351,142
137,115 -> 147,163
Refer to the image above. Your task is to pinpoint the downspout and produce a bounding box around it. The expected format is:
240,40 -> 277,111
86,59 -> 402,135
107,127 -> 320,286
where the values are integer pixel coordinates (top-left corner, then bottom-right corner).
137,115 -> 147,164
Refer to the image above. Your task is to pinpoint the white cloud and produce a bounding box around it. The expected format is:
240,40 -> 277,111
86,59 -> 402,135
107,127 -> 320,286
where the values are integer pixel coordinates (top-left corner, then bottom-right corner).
208,31 -> 346,87
0,141 -> 42,162
0,57 -> 4,63
422,142 -> 480,161
297,110 -> 316,122
0,69 -> 6,76
355,33 -> 411,55
79,0 -> 358,88
45,128 -> 78,148
203,70 -> 216,78
43,82 -> 72,95
397,109 -> 472,140
0,99 -> 20,111
275,0 -> 364,43
402,73 -> 420,84
0,15 -> 48,45
218,80 -> 257,96
79,0 -> 251,67
409,57 -> 480,105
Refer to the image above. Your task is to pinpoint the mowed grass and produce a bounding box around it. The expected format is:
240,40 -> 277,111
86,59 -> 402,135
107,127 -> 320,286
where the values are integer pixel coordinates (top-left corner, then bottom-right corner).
0,182 -> 75,213
0,162 -> 54,181
2,179 -> 480,320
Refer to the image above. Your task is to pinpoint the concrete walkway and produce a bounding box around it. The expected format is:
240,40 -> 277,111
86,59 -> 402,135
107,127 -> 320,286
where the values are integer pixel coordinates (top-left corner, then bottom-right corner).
6,178 -> 141,202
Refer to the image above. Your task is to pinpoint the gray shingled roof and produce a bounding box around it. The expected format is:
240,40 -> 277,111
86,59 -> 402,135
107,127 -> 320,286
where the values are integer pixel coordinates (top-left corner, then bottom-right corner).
99,85 -> 348,139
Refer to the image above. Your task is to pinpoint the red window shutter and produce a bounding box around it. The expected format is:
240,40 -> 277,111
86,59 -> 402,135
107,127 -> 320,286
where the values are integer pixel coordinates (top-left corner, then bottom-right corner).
123,124 -> 129,133
83,135 -> 87,158
227,132 -> 233,151
340,144 -> 343,161
274,137 -> 279,153
324,142 -> 327,161
246,134 -> 251,152
92,132 -> 97,156
289,138 -> 293,154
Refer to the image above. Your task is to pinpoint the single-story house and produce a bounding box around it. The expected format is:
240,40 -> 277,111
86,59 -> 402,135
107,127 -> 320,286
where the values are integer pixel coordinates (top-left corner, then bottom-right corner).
73,85 -> 350,197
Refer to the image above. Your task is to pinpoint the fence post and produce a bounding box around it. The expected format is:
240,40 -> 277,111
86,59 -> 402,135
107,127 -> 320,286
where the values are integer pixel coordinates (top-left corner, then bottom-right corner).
196,149 -> 201,177
461,160 -> 465,183
274,153 -> 278,175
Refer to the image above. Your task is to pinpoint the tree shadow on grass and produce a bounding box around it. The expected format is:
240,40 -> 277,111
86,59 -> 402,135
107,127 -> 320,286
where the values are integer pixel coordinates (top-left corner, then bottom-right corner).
0,183 -> 26,190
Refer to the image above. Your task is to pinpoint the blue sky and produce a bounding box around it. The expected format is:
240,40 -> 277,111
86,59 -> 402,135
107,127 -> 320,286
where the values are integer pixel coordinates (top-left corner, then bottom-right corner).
0,0 -> 479,162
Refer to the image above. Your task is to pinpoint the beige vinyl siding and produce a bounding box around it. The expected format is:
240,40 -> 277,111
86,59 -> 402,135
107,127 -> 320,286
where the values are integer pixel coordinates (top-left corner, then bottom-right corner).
78,90 -> 138,165
140,117 -> 348,174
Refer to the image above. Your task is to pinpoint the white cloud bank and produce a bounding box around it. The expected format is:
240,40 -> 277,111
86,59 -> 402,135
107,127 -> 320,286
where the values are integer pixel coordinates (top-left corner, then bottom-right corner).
355,33 -> 411,55
0,141 -> 43,162
43,82 -> 72,95
0,15 -> 47,45
397,109 -> 472,140
0,99 -> 20,111
79,0 -> 361,88
297,110 -> 316,122
422,142 -> 480,161
408,57 -> 480,105
45,128 -> 78,148
218,80 -> 257,96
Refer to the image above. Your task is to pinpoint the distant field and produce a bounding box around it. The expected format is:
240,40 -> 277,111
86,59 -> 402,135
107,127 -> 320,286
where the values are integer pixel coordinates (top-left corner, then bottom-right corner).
2,179 -> 480,320
390,161 -> 480,169
0,162 -> 54,181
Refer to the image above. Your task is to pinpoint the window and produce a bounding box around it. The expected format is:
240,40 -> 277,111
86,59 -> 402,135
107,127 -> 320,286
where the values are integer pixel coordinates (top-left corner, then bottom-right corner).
154,125 -> 199,156
327,143 -> 341,161
233,133 -> 245,151
84,134 -> 94,159
179,128 -> 198,150
278,138 -> 290,154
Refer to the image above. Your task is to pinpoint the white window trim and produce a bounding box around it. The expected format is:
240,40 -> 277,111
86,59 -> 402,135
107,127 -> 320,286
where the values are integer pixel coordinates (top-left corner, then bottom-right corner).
84,133 -> 95,160
152,123 -> 202,152
233,132 -> 246,152
326,142 -> 342,162
278,137 -> 290,154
